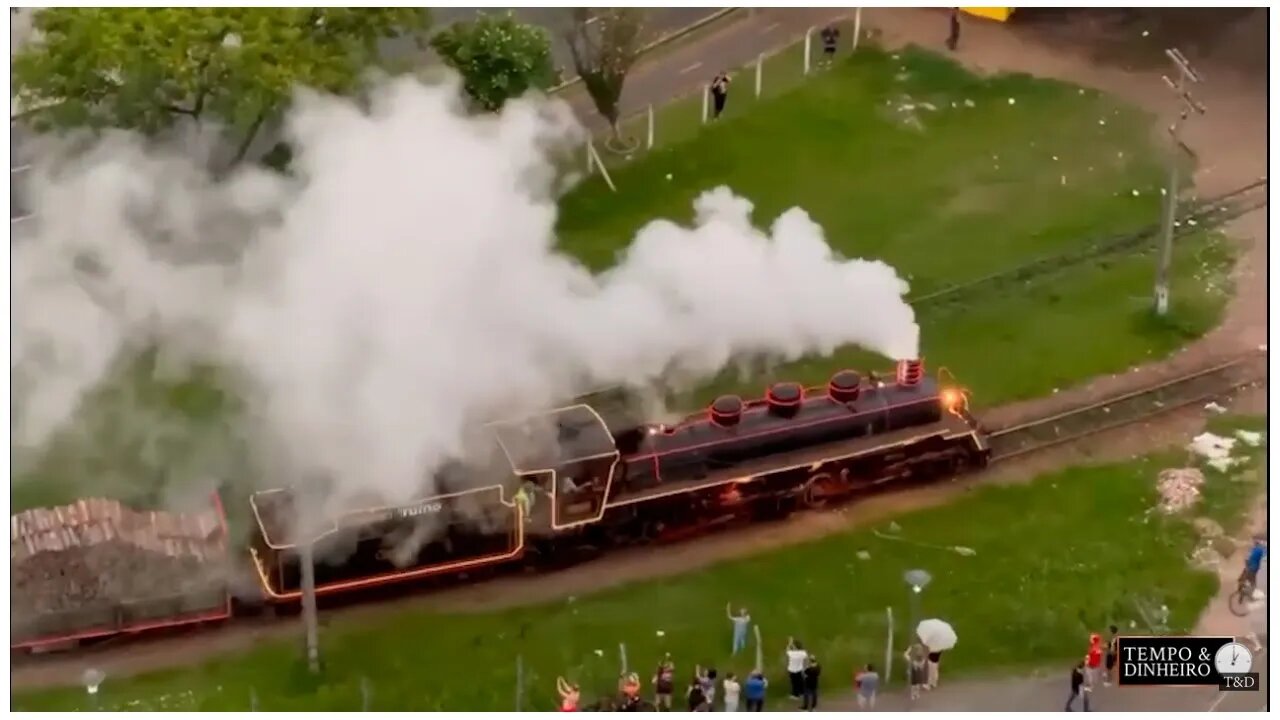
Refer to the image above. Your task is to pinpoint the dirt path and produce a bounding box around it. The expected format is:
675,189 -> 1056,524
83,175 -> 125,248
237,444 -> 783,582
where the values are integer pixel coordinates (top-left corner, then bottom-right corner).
11,9 -> 1269,693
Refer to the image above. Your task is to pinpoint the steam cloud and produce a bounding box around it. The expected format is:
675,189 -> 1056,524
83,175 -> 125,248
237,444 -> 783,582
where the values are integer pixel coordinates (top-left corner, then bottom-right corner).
11,75 -> 919,519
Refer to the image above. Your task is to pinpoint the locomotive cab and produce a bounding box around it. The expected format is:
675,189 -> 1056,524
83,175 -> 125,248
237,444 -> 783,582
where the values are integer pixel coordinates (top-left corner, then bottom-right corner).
489,404 -> 621,530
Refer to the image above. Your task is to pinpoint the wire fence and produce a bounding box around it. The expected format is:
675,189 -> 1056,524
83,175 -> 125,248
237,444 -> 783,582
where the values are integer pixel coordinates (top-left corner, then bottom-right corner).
65,606 -> 910,711
581,14 -> 866,187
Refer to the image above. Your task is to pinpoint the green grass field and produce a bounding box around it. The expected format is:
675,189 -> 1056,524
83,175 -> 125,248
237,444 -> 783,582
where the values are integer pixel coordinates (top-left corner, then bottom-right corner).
564,46 -> 1228,408
14,415 -> 1265,711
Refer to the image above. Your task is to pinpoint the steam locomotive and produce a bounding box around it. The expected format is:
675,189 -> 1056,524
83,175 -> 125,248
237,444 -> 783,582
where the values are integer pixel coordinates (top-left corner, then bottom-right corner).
248,359 -> 990,603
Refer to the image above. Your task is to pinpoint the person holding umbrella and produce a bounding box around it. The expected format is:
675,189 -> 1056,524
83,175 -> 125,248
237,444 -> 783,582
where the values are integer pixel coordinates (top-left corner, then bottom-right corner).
915,619 -> 957,690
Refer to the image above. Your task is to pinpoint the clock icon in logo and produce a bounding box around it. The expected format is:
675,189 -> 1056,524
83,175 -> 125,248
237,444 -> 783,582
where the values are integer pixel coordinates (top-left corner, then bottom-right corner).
1214,641 -> 1253,675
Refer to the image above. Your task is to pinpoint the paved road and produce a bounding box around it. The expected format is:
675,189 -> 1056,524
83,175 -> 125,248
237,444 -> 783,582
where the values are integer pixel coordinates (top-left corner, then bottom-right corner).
563,7 -> 851,129
420,8 -> 721,74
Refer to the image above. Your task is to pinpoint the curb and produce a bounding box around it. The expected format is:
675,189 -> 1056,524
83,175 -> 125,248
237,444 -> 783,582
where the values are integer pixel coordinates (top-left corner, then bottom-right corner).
550,8 -> 744,95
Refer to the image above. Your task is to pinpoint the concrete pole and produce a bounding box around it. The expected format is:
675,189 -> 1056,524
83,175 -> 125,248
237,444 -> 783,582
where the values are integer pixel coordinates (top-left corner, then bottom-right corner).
701,84 -> 710,124
300,541 -> 321,674
755,54 -> 764,98
853,8 -> 863,51
646,104 -> 655,149
1154,47 -> 1205,317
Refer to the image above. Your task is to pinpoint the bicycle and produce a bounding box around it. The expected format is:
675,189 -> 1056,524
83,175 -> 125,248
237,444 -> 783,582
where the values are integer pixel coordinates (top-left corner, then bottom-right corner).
1228,573 -> 1258,617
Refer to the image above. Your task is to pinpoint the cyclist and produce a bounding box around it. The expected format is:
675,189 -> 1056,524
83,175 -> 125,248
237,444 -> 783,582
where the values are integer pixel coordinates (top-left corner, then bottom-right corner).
1240,536 -> 1267,592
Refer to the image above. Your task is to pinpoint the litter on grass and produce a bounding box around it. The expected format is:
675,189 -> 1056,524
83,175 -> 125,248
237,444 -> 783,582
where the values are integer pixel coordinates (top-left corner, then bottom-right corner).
1188,432 -> 1242,472
1156,467 -> 1204,514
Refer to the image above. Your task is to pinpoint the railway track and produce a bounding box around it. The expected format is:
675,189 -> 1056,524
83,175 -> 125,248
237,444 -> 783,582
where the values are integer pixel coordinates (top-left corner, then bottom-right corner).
985,352 -> 1267,462
913,179 -> 1268,312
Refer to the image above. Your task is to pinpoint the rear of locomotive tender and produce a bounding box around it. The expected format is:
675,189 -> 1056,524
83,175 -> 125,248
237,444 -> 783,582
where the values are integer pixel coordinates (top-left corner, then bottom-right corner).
246,359 -> 988,602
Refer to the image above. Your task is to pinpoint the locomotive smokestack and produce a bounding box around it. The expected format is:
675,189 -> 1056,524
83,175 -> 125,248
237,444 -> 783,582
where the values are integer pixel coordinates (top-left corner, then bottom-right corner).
896,359 -> 924,387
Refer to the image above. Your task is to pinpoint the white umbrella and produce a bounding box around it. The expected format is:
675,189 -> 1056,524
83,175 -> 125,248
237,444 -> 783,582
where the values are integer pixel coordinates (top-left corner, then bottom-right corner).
916,619 -> 958,652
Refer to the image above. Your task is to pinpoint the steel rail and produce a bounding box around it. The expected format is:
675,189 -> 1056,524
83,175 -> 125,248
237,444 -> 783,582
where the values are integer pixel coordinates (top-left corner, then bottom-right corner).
985,352 -> 1267,462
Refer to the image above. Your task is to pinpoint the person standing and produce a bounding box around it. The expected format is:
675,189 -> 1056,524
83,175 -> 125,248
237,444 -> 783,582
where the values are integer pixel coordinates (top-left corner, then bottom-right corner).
800,656 -> 822,710
722,672 -> 741,713
557,678 -> 581,712
710,71 -> 731,120
854,663 -> 879,710
1065,660 -> 1090,712
687,673 -> 709,712
1104,626 -> 1120,687
744,670 -> 767,712
699,666 -> 718,710
727,604 -> 752,656
653,655 -> 675,711
945,8 -> 961,51
1084,633 -> 1104,691
1245,589 -> 1268,652
820,24 -> 840,65
785,638 -> 809,699
926,648 -> 944,689
905,641 -> 929,699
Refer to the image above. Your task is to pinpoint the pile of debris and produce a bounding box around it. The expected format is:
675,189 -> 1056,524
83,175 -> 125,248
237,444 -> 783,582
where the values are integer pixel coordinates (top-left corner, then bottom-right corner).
11,498 -> 227,620
1155,467 -> 1205,514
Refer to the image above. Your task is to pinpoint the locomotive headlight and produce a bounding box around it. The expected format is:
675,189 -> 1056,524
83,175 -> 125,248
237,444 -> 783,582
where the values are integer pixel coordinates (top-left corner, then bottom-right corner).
941,388 -> 962,412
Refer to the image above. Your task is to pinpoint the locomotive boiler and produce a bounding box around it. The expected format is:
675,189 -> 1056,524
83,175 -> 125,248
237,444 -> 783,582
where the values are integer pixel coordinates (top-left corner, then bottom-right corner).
247,359 -> 989,603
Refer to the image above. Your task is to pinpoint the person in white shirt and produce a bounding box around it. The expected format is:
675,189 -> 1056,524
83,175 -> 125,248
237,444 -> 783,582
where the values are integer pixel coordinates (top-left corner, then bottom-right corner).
785,637 -> 809,699
722,672 -> 741,712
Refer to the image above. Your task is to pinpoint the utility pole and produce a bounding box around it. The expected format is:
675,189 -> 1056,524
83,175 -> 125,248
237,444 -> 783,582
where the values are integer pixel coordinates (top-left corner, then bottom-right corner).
300,539 -> 321,674
1153,47 -> 1206,316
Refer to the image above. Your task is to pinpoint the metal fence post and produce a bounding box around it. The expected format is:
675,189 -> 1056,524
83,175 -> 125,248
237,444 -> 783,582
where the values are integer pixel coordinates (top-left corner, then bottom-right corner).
885,606 -> 895,686
804,27 -> 814,75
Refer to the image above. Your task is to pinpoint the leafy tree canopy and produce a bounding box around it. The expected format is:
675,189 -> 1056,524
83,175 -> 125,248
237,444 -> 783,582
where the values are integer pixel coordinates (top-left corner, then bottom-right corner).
430,12 -> 558,112
11,8 -> 430,164
564,8 -> 645,137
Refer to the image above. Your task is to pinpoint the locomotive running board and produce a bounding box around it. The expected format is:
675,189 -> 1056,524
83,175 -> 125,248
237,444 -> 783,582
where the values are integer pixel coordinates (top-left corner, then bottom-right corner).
606,416 -> 981,509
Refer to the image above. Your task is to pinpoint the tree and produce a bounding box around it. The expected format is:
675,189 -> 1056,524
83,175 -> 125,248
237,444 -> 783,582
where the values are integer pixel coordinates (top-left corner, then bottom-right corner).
11,8 -> 430,166
430,13 -> 557,113
564,8 -> 645,142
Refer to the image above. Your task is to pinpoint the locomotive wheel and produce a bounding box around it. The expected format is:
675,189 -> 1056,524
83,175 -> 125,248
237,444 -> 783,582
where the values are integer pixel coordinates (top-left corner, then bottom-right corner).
802,472 -> 830,509
802,471 -> 852,509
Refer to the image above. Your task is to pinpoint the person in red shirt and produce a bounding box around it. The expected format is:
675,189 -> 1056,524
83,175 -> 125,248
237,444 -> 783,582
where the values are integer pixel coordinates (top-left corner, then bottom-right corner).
1084,633 -> 1104,695
557,677 -> 580,712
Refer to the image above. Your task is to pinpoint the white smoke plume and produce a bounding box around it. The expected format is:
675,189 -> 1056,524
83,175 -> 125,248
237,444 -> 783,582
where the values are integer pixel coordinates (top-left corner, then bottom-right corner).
11,74 -> 919,521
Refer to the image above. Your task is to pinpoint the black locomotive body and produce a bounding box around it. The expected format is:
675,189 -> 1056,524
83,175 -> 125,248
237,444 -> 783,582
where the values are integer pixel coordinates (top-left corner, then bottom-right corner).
248,360 -> 990,602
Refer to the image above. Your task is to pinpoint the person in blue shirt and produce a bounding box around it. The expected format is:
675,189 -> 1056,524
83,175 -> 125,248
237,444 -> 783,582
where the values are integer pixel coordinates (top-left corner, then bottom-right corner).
1242,536 -> 1267,589
743,670 -> 767,712
727,604 -> 751,655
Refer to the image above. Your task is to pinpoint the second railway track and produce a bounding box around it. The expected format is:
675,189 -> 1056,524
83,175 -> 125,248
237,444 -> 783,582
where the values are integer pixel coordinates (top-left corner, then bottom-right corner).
984,352 -> 1268,462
